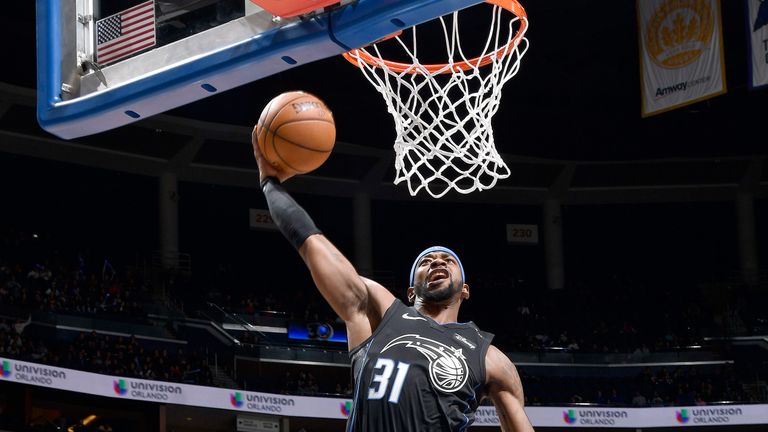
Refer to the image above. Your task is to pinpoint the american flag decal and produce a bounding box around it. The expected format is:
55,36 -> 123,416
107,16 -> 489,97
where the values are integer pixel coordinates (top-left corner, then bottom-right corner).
96,0 -> 156,65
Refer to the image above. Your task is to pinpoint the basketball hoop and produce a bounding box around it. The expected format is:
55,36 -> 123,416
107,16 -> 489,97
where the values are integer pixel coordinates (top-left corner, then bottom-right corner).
343,0 -> 529,198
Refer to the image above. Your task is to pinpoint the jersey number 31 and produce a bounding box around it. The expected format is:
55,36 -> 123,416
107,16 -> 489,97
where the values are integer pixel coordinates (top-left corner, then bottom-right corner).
367,358 -> 411,403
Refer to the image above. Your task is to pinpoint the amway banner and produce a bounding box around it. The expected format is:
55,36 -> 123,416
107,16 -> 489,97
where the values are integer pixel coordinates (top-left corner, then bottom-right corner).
637,0 -> 727,116
747,0 -> 768,88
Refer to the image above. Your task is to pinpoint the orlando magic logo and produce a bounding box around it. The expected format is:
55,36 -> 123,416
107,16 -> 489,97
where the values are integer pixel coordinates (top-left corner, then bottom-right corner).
381,334 -> 468,393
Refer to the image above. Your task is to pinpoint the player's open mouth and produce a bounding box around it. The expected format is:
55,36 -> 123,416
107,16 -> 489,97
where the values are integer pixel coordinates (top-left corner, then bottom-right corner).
428,270 -> 449,286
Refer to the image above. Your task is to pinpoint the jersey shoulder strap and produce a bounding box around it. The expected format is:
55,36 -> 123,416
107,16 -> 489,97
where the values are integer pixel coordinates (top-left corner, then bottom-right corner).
349,298 -> 407,358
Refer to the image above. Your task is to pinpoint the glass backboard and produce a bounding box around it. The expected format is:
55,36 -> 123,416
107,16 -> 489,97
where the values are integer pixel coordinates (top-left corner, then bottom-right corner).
36,0 -> 484,139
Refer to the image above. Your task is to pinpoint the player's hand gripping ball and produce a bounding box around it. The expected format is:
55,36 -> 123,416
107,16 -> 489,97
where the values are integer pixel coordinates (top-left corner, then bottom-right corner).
253,91 -> 336,176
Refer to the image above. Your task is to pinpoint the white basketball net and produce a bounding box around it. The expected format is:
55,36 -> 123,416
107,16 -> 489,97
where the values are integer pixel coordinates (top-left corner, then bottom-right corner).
345,3 -> 529,198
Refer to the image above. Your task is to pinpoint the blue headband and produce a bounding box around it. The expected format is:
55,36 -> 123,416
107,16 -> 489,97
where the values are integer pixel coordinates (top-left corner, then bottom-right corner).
409,246 -> 465,286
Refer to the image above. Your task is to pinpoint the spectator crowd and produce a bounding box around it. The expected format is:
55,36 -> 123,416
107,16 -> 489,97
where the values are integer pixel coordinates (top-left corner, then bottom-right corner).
1,228 -> 765,406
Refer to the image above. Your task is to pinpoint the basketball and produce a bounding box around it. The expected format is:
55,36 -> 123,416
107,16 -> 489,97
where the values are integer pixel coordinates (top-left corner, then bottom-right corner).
253,91 -> 336,175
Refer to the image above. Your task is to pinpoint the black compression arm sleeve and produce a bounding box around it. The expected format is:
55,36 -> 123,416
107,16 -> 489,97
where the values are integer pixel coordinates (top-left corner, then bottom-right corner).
261,177 -> 322,249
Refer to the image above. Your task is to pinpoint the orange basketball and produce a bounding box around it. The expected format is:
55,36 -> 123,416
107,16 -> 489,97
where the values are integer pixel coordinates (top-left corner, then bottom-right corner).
253,91 -> 335,175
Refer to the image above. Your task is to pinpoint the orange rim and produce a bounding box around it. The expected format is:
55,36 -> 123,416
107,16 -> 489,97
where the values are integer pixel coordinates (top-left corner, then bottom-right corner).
342,0 -> 527,74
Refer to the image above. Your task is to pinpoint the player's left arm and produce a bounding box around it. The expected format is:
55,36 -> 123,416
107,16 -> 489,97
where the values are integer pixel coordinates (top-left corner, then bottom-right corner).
485,345 -> 535,432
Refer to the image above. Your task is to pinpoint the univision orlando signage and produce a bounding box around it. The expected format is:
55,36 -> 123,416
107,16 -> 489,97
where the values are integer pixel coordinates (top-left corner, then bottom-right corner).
562,409 -> 629,425
676,407 -> 744,425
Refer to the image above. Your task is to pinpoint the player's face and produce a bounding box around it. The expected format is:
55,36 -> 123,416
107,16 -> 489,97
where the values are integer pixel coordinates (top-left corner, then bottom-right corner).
411,252 -> 464,303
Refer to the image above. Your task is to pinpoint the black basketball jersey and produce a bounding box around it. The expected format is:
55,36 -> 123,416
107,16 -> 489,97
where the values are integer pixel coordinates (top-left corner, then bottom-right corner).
347,299 -> 493,432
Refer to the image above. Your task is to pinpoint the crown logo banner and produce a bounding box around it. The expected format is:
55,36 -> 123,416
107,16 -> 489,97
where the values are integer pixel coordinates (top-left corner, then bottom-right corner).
645,0 -> 714,68
637,0 -> 726,116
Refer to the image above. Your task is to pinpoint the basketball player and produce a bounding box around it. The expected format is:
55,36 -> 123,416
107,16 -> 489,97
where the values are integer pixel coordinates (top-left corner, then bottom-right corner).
253,145 -> 534,431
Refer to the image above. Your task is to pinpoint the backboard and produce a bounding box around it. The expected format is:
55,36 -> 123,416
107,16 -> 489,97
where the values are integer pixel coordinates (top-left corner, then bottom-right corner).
36,0 -> 485,139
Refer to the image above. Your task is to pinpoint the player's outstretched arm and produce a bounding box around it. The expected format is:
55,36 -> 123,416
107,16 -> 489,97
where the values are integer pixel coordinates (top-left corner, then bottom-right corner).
253,140 -> 395,348
299,236 -> 395,347
485,345 -> 535,432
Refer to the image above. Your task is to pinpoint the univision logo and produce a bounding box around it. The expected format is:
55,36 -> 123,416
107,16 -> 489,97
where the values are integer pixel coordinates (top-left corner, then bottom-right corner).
563,409 -> 577,424
340,401 -> 352,417
113,379 -> 128,395
230,392 -> 243,408
1,360 -> 10,378
676,409 -> 690,424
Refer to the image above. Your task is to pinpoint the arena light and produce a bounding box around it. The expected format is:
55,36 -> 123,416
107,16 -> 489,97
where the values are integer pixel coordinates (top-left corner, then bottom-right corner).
68,414 -> 99,432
